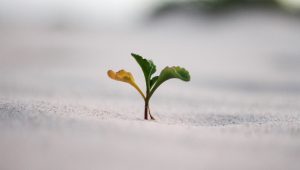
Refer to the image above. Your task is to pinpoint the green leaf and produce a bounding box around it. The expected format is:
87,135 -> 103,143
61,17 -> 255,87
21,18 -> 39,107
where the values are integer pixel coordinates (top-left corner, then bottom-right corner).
149,66 -> 190,98
150,76 -> 159,88
131,53 -> 156,92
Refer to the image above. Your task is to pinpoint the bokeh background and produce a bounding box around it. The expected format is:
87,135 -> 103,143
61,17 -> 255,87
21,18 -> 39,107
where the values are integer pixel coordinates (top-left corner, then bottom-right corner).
1,0 -> 300,99
1,0 -> 300,170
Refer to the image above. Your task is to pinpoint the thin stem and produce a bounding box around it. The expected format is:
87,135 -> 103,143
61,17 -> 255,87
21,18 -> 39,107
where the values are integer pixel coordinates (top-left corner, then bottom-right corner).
144,101 -> 149,120
144,90 -> 156,120
130,82 -> 146,100
148,83 -> 159,100
148,107 -> 155,120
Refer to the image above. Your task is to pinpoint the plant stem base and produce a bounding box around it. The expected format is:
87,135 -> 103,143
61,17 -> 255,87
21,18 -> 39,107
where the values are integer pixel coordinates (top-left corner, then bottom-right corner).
144,102 -> 155,120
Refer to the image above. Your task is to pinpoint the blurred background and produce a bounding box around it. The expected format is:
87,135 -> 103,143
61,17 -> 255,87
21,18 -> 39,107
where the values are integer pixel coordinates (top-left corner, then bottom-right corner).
0,0 -> 300,29
1,0 -> 300,100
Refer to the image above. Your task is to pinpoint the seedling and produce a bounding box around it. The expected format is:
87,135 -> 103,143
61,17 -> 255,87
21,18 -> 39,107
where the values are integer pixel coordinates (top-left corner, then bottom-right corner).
107,53 -> 190,120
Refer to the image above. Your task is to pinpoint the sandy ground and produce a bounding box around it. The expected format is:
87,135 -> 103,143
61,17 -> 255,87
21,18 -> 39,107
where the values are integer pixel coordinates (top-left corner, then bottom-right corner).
1,10 -> 300,170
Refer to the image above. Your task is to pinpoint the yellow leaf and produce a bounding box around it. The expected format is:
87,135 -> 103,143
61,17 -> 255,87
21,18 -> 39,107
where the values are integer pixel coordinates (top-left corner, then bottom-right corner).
107,69 -> 146,99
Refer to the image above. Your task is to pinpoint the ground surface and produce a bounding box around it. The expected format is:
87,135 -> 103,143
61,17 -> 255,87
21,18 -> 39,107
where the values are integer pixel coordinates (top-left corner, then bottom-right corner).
1,10 -> 300,170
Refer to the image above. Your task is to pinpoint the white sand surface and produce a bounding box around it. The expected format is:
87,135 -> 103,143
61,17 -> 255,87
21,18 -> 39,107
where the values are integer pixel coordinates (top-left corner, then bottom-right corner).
1,10 -> 300,170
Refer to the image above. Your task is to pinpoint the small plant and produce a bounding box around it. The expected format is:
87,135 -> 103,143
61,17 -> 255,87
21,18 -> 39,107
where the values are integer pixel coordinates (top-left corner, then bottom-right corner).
107,53 -> 190,120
